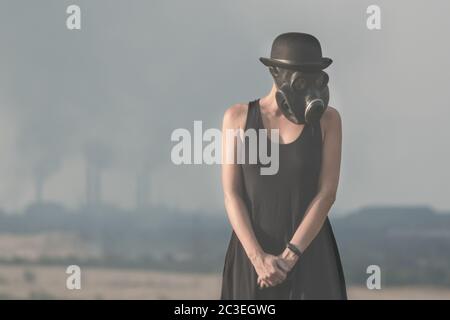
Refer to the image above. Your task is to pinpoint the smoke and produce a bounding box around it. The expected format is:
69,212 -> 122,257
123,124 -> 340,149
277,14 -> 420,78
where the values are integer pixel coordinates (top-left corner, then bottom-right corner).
1,1 -> 450,212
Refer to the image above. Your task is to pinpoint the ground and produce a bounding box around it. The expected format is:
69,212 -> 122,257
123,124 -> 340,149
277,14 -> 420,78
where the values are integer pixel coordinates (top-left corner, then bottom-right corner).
1,265 -> 450,300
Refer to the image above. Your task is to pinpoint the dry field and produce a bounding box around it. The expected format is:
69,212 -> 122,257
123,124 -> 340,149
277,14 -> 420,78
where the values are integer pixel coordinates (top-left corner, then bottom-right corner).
0,264 -> 449,300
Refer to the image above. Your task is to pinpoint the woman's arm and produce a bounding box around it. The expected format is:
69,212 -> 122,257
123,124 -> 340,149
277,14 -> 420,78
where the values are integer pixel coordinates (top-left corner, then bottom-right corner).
222,104 -> 287,287
260,107 -> 342,286
278,107 -> 342,271
221,104 -> 263,260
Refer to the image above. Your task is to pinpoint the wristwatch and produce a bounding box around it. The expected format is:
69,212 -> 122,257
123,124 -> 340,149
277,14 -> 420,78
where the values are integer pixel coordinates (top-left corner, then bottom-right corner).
286,242 -> 302,257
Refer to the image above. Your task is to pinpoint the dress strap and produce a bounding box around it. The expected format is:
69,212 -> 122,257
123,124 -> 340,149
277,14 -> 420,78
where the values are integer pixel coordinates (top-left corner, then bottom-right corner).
244,99 -> 259,131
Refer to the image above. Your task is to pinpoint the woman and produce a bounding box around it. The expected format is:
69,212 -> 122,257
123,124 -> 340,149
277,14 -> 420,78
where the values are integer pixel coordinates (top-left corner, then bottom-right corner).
220,33 -> 347,299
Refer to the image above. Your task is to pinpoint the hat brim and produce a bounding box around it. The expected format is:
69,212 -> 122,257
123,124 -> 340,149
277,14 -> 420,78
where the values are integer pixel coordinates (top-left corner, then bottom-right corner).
259,57 -> 332,71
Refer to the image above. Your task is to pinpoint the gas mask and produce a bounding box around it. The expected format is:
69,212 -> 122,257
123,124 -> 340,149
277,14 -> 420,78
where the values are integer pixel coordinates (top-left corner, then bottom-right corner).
270,67 -> 329,124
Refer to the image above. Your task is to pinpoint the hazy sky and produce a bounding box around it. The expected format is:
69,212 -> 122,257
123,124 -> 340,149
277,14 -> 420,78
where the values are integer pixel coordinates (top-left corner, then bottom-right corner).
1,0 -> 449,214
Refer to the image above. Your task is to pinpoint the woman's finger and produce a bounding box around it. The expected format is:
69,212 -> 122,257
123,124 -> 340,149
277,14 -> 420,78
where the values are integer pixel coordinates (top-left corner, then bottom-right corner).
265,277 -> 277,287
258,277 -> 267,288
276,259 -> 290,273
271,267 -> 287,283
269,273 -> 282,285
274,262 -> 287,277
259,279 -> 268,288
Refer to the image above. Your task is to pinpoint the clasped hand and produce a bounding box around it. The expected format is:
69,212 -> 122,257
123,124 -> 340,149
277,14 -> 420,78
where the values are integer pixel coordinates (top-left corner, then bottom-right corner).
250,248 -> 299,289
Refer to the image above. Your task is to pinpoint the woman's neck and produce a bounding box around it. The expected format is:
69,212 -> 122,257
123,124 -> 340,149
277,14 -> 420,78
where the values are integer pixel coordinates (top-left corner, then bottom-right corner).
259,83 -> 281,116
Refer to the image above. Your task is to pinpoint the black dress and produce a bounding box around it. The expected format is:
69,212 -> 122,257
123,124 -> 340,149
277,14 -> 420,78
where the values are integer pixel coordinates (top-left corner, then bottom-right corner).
220,99 -> 347,300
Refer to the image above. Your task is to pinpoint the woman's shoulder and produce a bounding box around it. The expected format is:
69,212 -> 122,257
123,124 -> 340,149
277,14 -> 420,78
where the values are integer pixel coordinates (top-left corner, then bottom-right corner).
320,106 -> 342,138
322,106 -> 341,124
222,101 -> 251,130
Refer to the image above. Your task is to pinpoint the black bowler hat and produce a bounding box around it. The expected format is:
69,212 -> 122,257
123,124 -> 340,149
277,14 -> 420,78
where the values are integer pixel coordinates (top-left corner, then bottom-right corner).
259,32 -> 332,71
